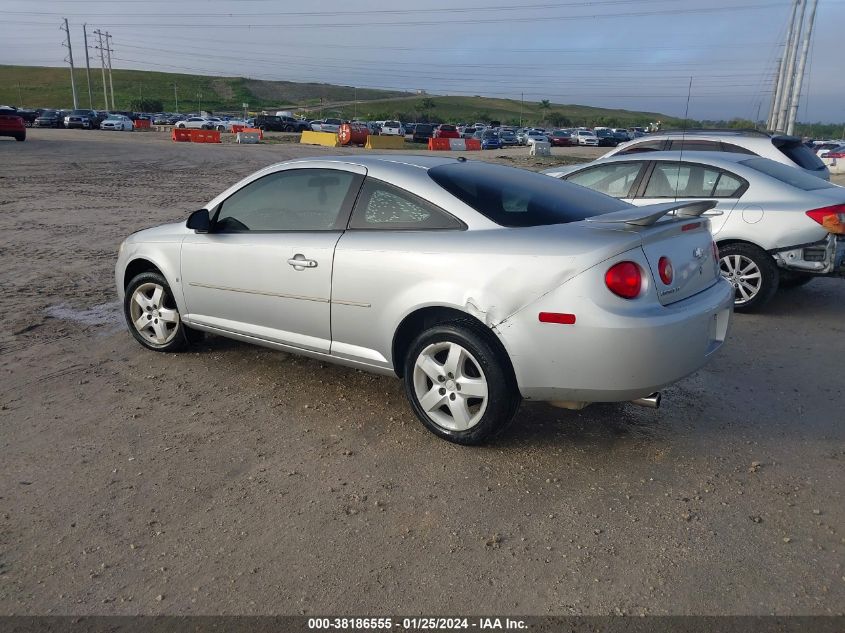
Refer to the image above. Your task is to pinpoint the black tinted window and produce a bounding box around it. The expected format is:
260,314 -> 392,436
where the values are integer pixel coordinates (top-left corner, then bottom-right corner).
667,139 -> 722,152
429,161 -> 629,227
776,140 -> 826,170
215,169 -> 356,232
720,142 -> 755,154
349,179 -> 463,230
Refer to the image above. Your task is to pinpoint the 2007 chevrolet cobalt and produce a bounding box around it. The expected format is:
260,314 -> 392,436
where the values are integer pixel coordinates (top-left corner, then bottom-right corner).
116,156 -> 733,444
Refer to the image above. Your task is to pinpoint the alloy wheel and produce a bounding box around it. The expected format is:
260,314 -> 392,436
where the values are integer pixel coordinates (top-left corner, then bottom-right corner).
412,341 -> 489,432
129,282 -> 180,346
720,254 -> 762,305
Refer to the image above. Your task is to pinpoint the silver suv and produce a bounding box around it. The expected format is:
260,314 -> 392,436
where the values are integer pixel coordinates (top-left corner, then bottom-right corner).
602,129 -> 830,180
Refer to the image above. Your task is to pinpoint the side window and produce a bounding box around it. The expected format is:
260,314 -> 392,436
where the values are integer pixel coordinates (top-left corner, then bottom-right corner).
617,140 -> 667,155
720,142 -> 755,154
349,179 -> 464,230
711,171 -> 745,197
643,163 -> 745,198
565,162 -> 644,198
215,169 -> 356,232
667,139 -> 722,152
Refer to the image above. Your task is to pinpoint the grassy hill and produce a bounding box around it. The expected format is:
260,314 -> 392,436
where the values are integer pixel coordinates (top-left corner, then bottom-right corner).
0,65 -> 411,112
0,64 -> 680,127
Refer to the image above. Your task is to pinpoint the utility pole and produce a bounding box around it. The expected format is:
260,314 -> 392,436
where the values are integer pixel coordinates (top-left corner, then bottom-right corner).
61,18 -> 79,109
82,24 -> 93,109
787,0 -> 817,136
776,0 -> 805,132
771,1 -> 799,131
17,82 -> 23,108
105,32 -> 115,111
174,82 -> 179,112
520,92 -> 524,127
766,56 -> 782,130
94,29 -> 108,110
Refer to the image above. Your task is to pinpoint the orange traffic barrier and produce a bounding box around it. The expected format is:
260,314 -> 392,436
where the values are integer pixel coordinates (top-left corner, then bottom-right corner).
189,129 -> 221,143
242,127 -> 264,140
133,119 -> 152,130
230,124 -> 245,134
428,138 -> 451,151
338,123 -> 369,146
465,139 -> 481,151
171,128 -> 192,142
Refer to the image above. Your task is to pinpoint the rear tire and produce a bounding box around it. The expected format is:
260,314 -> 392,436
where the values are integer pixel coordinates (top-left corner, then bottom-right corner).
718,243 -> 779,312
403,320 -> 520,445
15,133 -> 25,142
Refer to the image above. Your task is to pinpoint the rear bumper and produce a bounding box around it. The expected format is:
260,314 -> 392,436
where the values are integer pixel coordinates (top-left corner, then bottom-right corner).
772,235 -> 845,276
494,275 -> 734,403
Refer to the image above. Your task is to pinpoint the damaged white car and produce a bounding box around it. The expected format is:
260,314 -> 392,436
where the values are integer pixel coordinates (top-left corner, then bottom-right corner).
544,151 -> 845,311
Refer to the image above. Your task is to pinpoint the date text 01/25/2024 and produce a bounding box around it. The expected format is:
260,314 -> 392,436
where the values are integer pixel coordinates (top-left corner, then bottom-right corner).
307,617 -> 527,630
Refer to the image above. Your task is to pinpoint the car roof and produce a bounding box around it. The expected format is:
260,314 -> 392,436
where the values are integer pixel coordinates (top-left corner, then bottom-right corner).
588,150 -> 752,167
280,154 -> 459,171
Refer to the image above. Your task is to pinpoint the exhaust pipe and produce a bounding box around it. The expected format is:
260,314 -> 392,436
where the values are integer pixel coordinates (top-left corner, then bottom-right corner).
630,392 -> 661,409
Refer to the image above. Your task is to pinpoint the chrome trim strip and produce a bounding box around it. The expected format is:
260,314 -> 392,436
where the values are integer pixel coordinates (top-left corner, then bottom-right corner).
188,281 -> 328,303
187,282 -> 370,307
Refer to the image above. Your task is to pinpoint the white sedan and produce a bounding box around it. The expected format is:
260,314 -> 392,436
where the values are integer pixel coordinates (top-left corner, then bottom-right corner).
175,117 -> 215,130
100,115 -> 133,131
818,144 -> 845,175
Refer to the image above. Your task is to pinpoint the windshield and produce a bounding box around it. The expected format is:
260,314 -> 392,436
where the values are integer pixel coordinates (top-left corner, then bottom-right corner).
740,158 -> 834,191
326,118 -> 342,125
429,161 -> 629,227
385,121 -> 400,127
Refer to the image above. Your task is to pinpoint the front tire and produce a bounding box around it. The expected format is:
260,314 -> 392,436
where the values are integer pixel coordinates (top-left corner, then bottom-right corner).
403,321 -> 520,445
124,272 -> 193,352
718,243 -> 779,312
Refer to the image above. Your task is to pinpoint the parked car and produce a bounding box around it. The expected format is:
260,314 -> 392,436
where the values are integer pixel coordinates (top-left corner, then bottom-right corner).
175,117 -> 215,130
310,118 -> 343,133
573,130 -> 599,146
64,109 -> 99,129
412,123 -> 435,143
434,124 -> 460,139
543,151 -> 845,311
33,109 -> 64,128
605,130 -> 830,180
116,155 -> 732,444
596,128 -> 620,147
13,108 -> 41,127
100,114 -> 134,131
818,144 -> 845,175
548,130 -> 573,147
404,123 -> 416,137
524,130 -> 548,146
380,121 -> 404,136
499,129 -> 518,146
0,107 -> 26,141
253,115 -> 308,132
475,129 -> 501,150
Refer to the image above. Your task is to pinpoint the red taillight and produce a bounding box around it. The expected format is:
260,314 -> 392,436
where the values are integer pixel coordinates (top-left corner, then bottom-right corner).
806,205 -> 845,235
824,152 -> 845,158
605,261 -> 642,299
658,256 -> 673,285
681,221 -> 702,232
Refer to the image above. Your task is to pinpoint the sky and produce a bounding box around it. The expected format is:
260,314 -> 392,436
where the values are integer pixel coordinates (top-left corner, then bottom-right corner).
1,0 -> 843,122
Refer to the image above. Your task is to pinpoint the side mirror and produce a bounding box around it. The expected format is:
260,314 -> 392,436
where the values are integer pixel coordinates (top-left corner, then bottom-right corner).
186,209 -> 210,233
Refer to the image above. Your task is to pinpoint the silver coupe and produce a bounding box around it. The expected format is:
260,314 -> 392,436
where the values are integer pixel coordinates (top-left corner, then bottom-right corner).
116,156 -> 733,444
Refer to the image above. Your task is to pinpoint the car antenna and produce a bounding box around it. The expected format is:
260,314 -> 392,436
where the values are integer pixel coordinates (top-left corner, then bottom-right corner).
675,76 -> 693,202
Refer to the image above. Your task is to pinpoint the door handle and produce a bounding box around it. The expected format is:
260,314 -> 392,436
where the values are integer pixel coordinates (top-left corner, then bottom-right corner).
287,254 -> 318,270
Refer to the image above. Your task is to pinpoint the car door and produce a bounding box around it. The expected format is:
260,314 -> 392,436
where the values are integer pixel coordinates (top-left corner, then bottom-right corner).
628,161 -> 747,234
180,165 -> 365,352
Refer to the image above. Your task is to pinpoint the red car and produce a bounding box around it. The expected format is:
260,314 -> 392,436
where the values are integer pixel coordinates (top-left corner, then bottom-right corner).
434,124 -> 460,139
0,107 -> 26,142
548,130 -> 573,147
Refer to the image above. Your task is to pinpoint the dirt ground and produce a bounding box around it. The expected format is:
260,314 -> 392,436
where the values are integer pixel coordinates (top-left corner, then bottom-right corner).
0,129 -> 843,616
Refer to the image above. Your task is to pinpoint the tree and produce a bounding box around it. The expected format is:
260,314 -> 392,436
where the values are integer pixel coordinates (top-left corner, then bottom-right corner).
548,112 -> 571,127
128,98 -> 163,112
539,99 -> 551,109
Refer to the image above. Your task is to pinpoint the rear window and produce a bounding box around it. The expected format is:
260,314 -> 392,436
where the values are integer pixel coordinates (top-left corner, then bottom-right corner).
326,118 -> 342,125
740,158 -> 834,191
415,124 -> 433,133
775,139 -> 826,170
385,121 -> 400,127
440,125 -> 456,131
428,161 -> 629,227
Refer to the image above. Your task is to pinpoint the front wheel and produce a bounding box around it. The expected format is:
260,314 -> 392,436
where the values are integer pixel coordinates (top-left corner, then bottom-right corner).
403,321 -> 520,445
718,243 -> 779,312
124,272 -> 195,352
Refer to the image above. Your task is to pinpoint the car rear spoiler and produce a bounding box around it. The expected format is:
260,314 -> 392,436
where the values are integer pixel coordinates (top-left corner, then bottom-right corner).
586,200 -> 718,227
